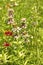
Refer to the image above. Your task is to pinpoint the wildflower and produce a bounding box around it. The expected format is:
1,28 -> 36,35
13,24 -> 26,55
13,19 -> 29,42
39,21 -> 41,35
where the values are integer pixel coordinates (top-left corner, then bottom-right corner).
20,22 -> 26,28
8,9 -> 14,17
12,28 -> 16,32
17,27 -> 21,31
7,18 -> 14,24
3,42 -> 10,47
24,39 -> 30,43
13,33 -> 19,39
13,2 -> 19,6
12,24 -> 21,32
20,18 -> 27,28
17,27 -> 21,33
14,33 -> 18,39
5,30 -> 13,36
12,24 -> 17,32
22,31 -> 27,35
12,23 -> 17,28
21,18 -> 26,22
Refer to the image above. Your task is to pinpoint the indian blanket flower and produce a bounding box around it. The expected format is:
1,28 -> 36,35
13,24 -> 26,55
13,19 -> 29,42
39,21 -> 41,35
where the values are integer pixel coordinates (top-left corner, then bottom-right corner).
5,30 -> 13,36
3,42 -> 10,47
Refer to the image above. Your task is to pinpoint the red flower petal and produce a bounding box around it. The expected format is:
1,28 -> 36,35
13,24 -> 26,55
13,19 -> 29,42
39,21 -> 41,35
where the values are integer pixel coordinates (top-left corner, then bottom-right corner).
5,31 -> 13,36
3,42 -> 10,47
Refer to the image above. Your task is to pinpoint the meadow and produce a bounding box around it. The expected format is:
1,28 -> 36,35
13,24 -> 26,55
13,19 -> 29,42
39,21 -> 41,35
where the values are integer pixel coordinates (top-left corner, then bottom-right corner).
0,0 -> 43,65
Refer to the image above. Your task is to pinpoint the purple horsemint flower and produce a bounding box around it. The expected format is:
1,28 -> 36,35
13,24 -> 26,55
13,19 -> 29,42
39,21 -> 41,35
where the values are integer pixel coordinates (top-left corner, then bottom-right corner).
20,18 -> 27,28
13,33 -> 19,39
8,8 -> 14,17
7,17 -> 14,24
20,22 -> 27,28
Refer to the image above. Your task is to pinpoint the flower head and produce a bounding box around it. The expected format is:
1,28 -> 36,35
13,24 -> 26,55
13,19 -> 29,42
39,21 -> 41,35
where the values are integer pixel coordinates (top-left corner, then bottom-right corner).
3,42 -> 10,47
8,9 -> 14,17
5,30 -> 13,36
7,18 -> 14,24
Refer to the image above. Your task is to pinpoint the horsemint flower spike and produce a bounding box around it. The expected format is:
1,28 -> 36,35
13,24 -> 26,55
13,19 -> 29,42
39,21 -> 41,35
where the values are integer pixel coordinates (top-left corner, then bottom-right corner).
8,8 -> 14,17
20,18 -> 27,28
7,8 -> 14,24
7,17 -> 14,24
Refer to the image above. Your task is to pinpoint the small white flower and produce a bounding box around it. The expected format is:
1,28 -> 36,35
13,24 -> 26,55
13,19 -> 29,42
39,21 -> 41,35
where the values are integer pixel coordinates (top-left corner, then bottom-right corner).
31,36 -> 33,39
25,34 -> 29,37
12,27 -> 17,32
17,27 -> 21,31
8,21 -> 13,24
14,36 -> 19,39
14,2 -> 19,6
21,18 -> 26,21
8,8 -> 14,12
12,27 -> 21,33
28,40 -> 30,42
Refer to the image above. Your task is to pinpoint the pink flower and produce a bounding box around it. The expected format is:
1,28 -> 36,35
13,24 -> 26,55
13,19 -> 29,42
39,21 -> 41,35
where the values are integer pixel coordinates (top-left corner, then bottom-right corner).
8,18 -> 14,24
